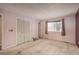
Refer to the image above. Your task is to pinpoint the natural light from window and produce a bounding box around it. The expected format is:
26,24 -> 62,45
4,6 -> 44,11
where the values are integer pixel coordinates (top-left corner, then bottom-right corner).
47,21 -> 62,32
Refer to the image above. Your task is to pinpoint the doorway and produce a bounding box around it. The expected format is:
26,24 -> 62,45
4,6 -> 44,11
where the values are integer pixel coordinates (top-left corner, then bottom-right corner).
76,9 -> 79,47
0,15 -> 2,50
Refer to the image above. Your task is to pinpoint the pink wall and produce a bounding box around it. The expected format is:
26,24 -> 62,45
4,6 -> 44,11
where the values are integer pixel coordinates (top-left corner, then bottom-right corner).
30,20 -> 38,39
1,10 -> 17,49
40,14 -> 76,44
0,9 -> 39,49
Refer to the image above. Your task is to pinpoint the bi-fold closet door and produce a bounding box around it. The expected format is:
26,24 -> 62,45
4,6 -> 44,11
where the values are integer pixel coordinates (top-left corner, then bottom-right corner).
17,19 -> 30,45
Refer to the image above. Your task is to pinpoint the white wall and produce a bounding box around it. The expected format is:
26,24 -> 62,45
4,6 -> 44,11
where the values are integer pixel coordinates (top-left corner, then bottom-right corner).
0,9 -> 39,49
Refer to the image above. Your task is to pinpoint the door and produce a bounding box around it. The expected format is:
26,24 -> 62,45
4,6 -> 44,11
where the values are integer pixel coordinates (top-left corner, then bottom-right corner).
0,15 -> 2,50
17,19 -> 30,45
76,8 -> 79,47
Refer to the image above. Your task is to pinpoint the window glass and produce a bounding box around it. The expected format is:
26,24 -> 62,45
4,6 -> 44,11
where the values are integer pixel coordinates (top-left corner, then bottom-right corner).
48,21 -> 62,32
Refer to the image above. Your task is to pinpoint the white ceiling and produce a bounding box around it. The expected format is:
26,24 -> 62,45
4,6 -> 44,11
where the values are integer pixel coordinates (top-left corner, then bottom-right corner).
0,3 -> 79,19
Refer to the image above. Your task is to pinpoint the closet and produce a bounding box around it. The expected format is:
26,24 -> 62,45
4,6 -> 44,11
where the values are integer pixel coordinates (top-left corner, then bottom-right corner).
17,19 -> 30,45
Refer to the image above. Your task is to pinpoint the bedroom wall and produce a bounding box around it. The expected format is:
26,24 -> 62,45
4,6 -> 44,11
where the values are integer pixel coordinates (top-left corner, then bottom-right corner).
30,20 -> 38,39
40,14 -> 76,44
0,9 -> 39,49
0,9 -> 17,49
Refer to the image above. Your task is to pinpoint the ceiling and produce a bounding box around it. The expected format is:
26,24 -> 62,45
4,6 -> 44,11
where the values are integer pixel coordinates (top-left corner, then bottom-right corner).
0,3 -> 79,19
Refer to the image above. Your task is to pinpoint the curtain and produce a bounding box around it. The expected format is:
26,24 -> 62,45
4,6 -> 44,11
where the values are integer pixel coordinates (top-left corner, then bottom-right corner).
45,21 -> 48,34
62,19 -> 66,36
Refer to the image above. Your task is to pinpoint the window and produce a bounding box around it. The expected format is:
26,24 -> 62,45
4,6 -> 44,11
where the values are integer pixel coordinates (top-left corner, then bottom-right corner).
47,21 -> 62,32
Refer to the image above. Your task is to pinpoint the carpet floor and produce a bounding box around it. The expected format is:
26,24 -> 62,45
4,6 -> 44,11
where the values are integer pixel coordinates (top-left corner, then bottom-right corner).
0,39 -> 79,55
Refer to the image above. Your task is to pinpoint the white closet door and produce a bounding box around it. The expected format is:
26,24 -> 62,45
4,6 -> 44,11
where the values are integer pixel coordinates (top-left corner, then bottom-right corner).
17,19 -> 30,45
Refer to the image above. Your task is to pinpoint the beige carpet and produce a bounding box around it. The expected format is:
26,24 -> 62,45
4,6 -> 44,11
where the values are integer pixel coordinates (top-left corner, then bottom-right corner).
0,39 -> 79,55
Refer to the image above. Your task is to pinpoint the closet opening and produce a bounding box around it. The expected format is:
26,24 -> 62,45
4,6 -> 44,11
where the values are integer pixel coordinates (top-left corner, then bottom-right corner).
0,15 -> 2,50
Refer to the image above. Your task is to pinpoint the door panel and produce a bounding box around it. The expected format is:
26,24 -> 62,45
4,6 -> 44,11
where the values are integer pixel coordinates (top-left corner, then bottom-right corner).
17,19 -> 30,45
0,15 -> 2,50
76,9 -> 79,47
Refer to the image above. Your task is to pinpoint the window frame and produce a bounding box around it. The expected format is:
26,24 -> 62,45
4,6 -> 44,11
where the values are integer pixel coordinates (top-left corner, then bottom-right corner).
48,21 -> 62,32
45,20 -> 62,34
45,19 -> 65,36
